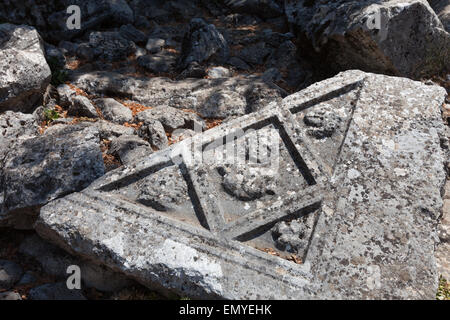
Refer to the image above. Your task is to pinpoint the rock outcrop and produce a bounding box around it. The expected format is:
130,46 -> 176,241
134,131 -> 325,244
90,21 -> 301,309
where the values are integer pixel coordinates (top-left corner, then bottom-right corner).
285,0 -> 450,78
0,24 -> 51,113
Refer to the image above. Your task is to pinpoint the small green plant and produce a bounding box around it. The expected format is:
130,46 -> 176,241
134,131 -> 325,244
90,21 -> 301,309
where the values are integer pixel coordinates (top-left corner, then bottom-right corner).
47,56 -> 68,86
43,108 -> 60,122
437,276 -> 450,300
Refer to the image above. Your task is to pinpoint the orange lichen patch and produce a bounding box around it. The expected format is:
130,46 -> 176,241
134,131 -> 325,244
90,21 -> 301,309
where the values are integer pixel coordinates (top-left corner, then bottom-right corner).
205,118 -> 223,130
117,100 -> 153,116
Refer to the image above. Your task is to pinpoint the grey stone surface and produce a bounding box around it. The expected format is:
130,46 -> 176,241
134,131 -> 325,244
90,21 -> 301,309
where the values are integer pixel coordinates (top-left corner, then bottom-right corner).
0,111 -> 40,139
285,0 -> 450,78
68,96 -> 99,119
136,106 -> 205,132
0,124 -> 105,229
137,53 -> 176,73
138,120 -> 169,151
120,24 -> 147,44
0,24 -> 51,113
145,38 -> 166,54
0,260 -> 23,290
68,71 -> 283,122
207,67 -> 231,79
178,18 -> 229,69
237,41 -> 273,65
36,70 -> 448,299
56,84 -> 77,108
109,135 -> 153,165
19,234 -> 132,292
95,98 -> 133,124
29,282 -> 86,300
430,0 -> 450,32
0,291 -> 22,300
198,89 -> 247,119
436,181 -> 450,280
89,31 -> 136,62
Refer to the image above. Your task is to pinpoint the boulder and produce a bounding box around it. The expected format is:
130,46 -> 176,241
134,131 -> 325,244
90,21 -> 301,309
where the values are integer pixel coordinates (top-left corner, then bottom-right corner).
198,90 -> 247,118
178,18 -> 229,70
89,31 -> 136,62
285,0 -> 450,78
0,123 -> 105,229
138,120 -> 169,151
119,24 -> 147,44
94,98 -> 133,124
137,53 -> 176,73
429,0 -> 450,32
207,67 -> 231,79
68,96 -> 99,119
0,260 -> 23,290
0,0 -> 134,42
0,291 -> 22,300
0,24 -> 51,113
145,38 -> 166,54
109,135 -> 153,165
35,71 -> 448,299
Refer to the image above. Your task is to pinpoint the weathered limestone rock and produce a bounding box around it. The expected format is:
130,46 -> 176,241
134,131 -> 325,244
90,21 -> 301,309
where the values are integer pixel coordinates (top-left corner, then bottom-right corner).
95,98 -> 133,124
0,24 -> 51,113
0,124 -> 105,229
109,135 -> 153,165
19,234 -> 133,292
68,71 -> 284,121
429,0 -> 450,32
36,71 -> 447,299
285,0 -> 450,78
436,181 -> 450,280
0,0 -> 134,42
89,31 -> 136,62
178,18 -> 229,70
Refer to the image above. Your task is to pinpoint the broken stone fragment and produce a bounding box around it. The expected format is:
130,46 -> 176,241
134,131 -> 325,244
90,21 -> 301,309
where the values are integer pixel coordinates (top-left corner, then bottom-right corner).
35,70 -> 448,299
285,0 -> 450,78
0,123 -> 105,229
178,18 -> 229,70
0,24 -> 51,113
145,38 -> 166,53
109,135 -> 153,165
68,96 -> 99,119
94,98 -> 133,124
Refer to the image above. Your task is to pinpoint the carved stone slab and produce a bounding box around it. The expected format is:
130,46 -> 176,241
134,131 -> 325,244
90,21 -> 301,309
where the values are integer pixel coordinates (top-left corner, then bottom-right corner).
36,70 -> 448,299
